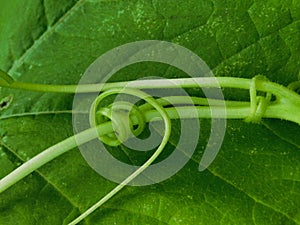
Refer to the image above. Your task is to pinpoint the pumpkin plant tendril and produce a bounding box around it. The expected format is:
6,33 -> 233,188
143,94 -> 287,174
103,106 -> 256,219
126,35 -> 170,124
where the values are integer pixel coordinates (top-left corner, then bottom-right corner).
0,69 -> 300,224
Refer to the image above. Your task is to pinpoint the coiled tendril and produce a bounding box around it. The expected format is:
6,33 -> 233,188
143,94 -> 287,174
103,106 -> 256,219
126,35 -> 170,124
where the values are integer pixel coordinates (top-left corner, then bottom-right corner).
0,69 -> 300,225
90,96 -> 146,146
246,75 -> 273,123
68,87 -> 172,225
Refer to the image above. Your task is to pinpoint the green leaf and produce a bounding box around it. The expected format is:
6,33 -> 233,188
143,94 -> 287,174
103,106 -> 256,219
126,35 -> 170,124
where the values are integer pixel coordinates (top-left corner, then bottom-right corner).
0,0 -> 299,225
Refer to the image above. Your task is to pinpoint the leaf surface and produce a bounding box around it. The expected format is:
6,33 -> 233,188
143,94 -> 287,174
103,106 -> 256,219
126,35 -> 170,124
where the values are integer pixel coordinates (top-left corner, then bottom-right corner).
0,0 -> 299,224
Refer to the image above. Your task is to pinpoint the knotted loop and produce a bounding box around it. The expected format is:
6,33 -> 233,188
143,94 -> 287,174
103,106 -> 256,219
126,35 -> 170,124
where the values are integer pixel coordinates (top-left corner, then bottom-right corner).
245,75 -> 272,123
95,101 -> 146,146
90,90 -> 147,146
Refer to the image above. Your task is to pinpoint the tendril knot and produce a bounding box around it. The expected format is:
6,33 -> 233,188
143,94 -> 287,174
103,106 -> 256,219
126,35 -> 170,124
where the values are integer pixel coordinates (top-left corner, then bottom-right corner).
245,75 -> 272,123
91,101 -> 146,146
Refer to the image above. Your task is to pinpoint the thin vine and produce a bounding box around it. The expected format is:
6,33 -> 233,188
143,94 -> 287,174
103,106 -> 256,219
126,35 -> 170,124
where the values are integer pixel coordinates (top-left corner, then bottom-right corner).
0,69 -> 299,224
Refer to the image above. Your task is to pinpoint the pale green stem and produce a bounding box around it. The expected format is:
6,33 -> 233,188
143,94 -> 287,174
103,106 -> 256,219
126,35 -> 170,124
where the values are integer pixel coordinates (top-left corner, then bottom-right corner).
0,123 -> 112,193
1,87 -> 300,194
68,87 -> 172,225
3,76 -> 300,108
0,69 -> 300,224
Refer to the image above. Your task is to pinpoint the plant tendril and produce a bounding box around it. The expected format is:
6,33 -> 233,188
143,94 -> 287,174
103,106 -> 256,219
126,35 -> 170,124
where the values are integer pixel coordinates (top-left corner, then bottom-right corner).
68,87 -> 172,225
245,75 -> 273,123
0,70 -> 300,224
90,91 -> 146,147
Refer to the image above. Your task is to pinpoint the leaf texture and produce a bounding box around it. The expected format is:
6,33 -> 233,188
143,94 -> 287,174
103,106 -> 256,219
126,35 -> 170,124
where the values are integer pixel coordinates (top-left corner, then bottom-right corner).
0,0 -> 299,224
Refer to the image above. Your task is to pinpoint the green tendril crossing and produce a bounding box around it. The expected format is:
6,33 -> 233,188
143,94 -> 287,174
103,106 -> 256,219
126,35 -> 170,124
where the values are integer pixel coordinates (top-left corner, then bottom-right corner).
0,69 -> 300,224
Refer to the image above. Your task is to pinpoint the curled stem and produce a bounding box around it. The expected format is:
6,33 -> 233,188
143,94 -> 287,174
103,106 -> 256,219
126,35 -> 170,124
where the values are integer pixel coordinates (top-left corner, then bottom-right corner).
0,123 -> 113,193
0,70 -> 300,224
68,88 -> 172,225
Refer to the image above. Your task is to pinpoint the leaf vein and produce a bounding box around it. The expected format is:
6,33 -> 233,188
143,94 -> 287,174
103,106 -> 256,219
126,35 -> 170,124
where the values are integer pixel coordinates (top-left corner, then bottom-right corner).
7,0 -> 87,77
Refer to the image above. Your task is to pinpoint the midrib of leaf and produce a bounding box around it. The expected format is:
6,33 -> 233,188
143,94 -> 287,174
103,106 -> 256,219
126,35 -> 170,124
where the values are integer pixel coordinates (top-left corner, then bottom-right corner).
7,0 -> 87,77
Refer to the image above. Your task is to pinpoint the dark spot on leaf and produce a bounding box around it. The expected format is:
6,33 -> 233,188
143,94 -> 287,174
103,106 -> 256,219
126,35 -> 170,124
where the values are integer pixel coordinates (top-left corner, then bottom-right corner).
0,95 -> 13,111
